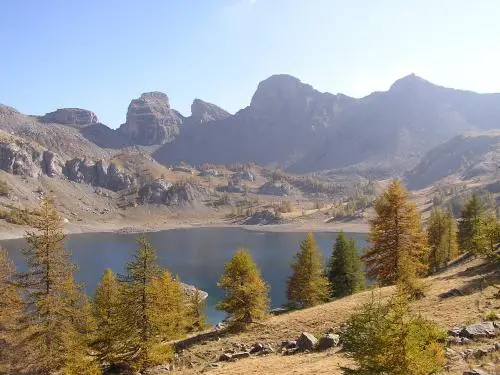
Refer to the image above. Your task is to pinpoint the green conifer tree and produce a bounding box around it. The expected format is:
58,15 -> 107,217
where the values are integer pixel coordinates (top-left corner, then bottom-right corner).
458,193 -> 486,254
427,209 -> 458,272
217,249 -> 269,328
327,232 -> 365,298
287,232 -> 330,308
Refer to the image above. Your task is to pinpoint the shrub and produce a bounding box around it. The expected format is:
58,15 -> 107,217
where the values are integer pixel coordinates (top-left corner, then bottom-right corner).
342,294 -> 446,375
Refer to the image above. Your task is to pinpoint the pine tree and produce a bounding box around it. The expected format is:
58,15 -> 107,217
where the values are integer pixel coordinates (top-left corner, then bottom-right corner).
427,209 -> 458,272
458,193 -> 486,254
217,249 -> 269,328
483,213 -> 500,253
287,232 -> 330,308
93,268 -> 122,363
327,232 -> 365,298
16,197 -> 94,374
363,180 -> 428,297
119,234 -> 163,368
0,247 -> 24,374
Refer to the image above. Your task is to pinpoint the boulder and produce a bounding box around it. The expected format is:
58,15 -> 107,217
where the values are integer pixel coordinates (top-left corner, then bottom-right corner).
231,351 -> 251,360
40,108 -> 99,126
439,288 -> 463,299
241,210 -> 281,225
297,332 -> 318,351
258,181 -> 294,196
119,92 -> 183,145
218,353 -> 232,362
41,151 -> 62,177
463,369 -> 491,375
460,321 -> 496,339
281,340 -> 297,349
318,333 -> 340,350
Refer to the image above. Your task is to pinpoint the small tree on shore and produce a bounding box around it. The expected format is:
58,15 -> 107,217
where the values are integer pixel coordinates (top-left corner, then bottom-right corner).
217,249 -> 269,329
327,232 -> 365,298
287,232 -> 330,308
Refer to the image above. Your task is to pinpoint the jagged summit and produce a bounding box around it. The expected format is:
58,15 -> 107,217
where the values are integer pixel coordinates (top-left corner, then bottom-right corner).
118,91 -> 182,145
190,99 -> 230,124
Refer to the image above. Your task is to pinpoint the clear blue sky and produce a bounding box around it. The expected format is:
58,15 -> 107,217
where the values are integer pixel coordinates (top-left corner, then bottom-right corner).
1,0 -> 499,128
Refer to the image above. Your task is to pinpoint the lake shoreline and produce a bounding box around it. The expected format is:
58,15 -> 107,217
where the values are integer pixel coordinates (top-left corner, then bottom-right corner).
0,219 -> 369,240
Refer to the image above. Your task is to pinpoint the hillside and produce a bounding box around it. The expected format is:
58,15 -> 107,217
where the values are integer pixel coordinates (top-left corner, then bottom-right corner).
171,257 -> 499,375
406,130 -> 500,189
3,74 -> 500,177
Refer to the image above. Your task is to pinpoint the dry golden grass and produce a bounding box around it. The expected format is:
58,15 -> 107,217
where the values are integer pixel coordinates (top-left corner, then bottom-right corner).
172,256 -> 499,375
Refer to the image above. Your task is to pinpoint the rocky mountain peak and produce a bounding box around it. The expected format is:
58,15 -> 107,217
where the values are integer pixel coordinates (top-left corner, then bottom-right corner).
40,108 -> 99,127
190,99 -> 230,124
118,91 -> 182,145
389,73 -> 434,92
249,74 -> 312,111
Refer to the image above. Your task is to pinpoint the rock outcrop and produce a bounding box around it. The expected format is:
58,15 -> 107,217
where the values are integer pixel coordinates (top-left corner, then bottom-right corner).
63,159 -> 135,191
0,140 -> 64,178
190,99 -> 230,124
40,108 -> 99,127
119,92 -> 183,145
137,179 -> 208,206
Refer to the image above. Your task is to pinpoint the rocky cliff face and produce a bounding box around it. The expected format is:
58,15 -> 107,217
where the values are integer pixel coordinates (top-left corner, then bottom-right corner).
118,92 -> 183,145
190,99 -> 231,124
0,137 -> 134,191
63,158 -> 135,191
40,108 -> 99,127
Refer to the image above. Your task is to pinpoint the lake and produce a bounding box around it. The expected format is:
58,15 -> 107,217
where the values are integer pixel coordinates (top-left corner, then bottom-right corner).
1,228 -> 367,324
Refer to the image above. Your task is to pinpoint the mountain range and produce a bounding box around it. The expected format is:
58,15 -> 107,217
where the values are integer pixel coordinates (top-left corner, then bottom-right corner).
1,73 -> 499,180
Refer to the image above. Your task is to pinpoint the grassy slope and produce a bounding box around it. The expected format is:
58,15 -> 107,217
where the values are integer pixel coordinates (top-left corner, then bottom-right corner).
173,257 -> 499,374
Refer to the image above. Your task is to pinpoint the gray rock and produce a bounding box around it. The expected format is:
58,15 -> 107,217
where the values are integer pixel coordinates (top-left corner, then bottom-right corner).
318,333 -> 340,350
463,369 -> 491,375
191,99 -> 230,124
218,353 -> 232,362
297,332 -> 318,351
241,210 -> 281,225
119,92 -> 183,145
41,151 -> 62,177
0,141 -> 42,177
439,288 -> 463,299
449,326 -> 463,337
40,108 -> 99,127
460,321 -> 496,339
258,181 -> 294,196
231,351 -> 250,360
63,158 -> 134,191
281,340 -> 297,349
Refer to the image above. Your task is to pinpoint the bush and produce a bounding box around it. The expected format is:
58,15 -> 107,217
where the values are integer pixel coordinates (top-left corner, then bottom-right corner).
342,294 -> 446,375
